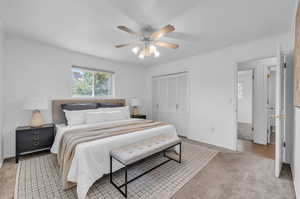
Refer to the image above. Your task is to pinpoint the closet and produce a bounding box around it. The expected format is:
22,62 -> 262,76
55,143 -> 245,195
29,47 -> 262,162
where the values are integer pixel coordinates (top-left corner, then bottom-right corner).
152,72 -> 189,136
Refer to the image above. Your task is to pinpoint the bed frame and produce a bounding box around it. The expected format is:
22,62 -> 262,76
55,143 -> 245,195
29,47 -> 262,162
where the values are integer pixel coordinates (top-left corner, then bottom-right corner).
52,99 -> 126,124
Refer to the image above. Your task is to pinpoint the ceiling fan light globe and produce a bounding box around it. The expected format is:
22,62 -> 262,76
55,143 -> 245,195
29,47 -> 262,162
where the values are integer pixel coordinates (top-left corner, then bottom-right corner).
149,45 -> 156,53
154,50 -> 160,58
132,46 -> 139,55
139,53 -> 145,59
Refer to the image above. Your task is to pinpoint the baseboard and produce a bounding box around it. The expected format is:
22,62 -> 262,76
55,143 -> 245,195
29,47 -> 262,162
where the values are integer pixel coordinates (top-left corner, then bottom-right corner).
291,165 -> 299,199
294,179 -> 299,199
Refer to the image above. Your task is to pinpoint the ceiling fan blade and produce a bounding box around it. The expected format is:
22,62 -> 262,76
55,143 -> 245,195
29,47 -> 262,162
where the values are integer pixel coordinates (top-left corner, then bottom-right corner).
115,43 -> 132,48
151,24 -> 175,39
117,26 -> 140,36
165,32 -> 205,43
154,41 -> 179,49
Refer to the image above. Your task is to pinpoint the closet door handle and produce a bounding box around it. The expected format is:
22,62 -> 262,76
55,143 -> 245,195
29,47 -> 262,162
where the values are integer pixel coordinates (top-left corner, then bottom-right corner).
156,104 -> 159,109
176,104 -> 179,110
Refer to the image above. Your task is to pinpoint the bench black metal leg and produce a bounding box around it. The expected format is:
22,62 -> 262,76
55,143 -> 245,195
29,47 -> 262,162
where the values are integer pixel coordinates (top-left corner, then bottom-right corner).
124,166 -> 128,197
110,142 -> 182,198
110,156 -> 112,183
163,143 -> 182,163
110,155 -> 128,198
179,142 -> 182,163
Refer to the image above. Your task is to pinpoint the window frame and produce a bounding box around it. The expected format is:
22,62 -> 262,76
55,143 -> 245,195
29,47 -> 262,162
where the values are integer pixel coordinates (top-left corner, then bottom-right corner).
71,66 -> 115,98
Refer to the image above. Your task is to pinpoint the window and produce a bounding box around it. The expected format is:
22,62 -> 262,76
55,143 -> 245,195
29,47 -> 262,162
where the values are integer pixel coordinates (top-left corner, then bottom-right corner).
72,66 -> 114,97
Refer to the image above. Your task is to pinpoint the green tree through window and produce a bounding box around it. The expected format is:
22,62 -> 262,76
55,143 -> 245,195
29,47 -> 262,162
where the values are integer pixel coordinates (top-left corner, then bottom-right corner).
95,72 -> 112,96
72,67 -> 114,97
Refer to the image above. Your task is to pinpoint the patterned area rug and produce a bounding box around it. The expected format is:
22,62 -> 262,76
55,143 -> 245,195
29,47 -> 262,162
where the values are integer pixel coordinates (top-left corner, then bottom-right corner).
15,141 -> 217,199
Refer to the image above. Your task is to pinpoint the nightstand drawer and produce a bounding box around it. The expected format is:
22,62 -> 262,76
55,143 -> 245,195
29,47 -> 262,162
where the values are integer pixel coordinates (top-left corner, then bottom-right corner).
131,115 -> 147,119
16,130 -> 44,152
38,128 -> 55,147
16,124 -> 55,163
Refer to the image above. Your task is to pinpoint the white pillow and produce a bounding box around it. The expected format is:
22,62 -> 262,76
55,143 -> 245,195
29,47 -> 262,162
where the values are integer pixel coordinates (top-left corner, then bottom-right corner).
63,109 -> 86,126
63,106 -> 130,126
97,106 -> 129,112
86,109 -> 130,124
97,106 -> 130,118
63,109 -> 104,126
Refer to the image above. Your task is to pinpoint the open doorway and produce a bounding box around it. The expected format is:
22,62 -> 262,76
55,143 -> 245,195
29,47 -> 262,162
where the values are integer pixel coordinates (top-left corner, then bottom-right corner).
267,66 -> 277,145
236,58 -> 277,160
237,70 -> 254,141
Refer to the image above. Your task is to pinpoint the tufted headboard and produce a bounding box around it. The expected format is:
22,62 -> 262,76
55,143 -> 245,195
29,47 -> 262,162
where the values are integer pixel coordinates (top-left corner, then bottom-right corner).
52,99 -> 126,124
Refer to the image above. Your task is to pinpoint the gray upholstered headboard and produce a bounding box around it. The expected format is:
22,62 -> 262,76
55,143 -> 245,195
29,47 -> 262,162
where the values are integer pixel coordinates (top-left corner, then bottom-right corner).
52,99 -> 126,124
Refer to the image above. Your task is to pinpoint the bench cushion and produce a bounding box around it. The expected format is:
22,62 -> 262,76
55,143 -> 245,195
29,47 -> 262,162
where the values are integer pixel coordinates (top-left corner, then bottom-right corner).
110,135 -> 181,165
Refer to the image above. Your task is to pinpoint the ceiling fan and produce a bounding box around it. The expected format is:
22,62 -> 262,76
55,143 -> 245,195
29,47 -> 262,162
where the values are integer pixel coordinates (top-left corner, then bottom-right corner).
115,24 -> 179,59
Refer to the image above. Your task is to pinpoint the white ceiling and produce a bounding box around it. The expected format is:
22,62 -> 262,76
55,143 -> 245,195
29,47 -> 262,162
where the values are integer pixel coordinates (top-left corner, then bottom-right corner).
0,0 -> 296,66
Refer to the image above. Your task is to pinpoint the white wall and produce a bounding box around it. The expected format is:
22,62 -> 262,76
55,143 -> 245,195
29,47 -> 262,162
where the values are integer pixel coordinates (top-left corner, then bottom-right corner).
237,70 -> 253,124
145,33 -> 292,150
2,35 -> 147,158
0,21 -> 4,166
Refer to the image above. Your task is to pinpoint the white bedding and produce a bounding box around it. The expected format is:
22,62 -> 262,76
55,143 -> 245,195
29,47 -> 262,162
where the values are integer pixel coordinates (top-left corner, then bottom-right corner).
51,119 -> 178,199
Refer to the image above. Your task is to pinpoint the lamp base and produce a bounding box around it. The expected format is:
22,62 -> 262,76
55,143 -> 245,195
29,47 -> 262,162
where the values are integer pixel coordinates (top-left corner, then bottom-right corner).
29,110 -> 44,127
132,107 -> 140,116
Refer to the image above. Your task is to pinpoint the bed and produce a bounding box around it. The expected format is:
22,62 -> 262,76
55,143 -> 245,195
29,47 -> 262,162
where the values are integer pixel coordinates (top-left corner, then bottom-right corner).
50,99 -> 179,199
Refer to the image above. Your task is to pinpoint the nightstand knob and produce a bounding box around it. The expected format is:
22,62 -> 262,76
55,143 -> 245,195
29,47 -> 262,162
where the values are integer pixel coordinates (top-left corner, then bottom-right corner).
33,135 -> 39,141
33,141 -> 39,146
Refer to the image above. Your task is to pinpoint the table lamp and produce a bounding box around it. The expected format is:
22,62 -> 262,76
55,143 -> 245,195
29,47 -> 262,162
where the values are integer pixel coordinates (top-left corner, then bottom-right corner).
131,98 -> 140,116
23,97 -> 48,127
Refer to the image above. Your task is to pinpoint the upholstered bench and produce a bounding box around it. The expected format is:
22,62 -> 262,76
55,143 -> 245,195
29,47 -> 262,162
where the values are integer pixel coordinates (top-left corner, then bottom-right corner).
109,135 -> 182,198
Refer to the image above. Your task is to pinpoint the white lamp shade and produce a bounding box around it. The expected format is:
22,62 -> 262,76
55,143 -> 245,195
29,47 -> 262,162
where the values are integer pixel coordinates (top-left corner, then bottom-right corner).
23,97 -> 48,110
131,98 -> 139,107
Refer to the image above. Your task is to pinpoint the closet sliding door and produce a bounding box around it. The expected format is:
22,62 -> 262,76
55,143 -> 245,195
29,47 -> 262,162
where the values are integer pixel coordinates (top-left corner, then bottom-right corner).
152,73 -> 189,136
152,78 -> 160,121
166,76 -> 178,127
176,74 -> 188,135
152,77 -> 168,122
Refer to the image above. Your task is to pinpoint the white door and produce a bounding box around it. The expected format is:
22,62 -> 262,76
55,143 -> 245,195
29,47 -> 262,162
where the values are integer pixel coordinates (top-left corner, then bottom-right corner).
176,74 -> 188,136
158,78 -> 168,122
253,65 -> 269,145
275,47 -> 286,178
152,78 -> 159,121
167,76 -> 178,126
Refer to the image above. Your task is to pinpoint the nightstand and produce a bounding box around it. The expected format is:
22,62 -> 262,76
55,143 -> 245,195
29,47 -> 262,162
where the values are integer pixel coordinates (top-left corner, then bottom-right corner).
15,123 -> 55,163
131,114 -> 147,119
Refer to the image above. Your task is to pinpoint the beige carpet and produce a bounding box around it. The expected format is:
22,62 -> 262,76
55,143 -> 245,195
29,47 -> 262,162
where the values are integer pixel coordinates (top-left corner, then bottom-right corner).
15,141 -> 217,199
171,147 -> 296,199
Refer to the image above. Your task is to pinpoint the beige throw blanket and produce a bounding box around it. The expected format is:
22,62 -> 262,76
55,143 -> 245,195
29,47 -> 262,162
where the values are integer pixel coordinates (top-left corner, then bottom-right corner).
57,120 -> 168,189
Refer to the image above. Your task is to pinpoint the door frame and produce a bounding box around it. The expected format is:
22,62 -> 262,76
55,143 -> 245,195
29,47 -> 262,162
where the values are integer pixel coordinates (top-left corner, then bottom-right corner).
266,66 -> 277,144
234,56 -> 287,176
236,68 -> 255,138
234,57 -> 277,144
